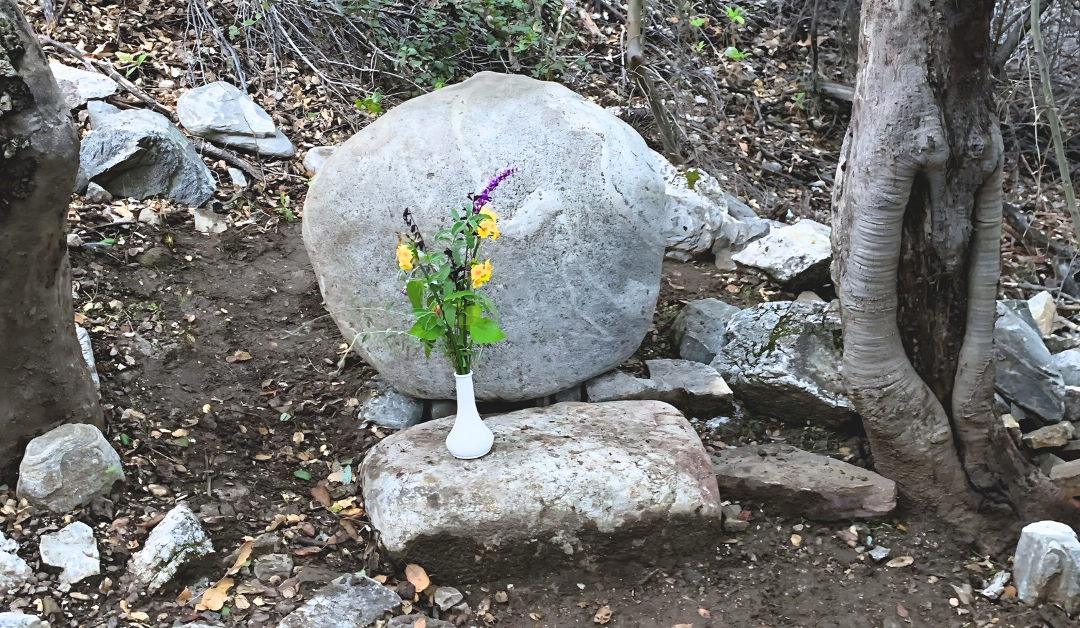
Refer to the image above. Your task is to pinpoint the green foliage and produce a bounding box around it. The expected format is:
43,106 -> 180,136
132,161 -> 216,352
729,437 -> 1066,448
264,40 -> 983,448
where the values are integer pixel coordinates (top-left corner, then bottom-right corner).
229,14 -> 262,38
115,51 -> 150,77
355,91 -> 382,115
684,169 -> 701,190
341,0 -> 574,86
791,91 -> 806,110
689,16 -> 706,27
724,6 -> 746,24
275,192 -> 295,222
293,469 -> 312,480
725,46 -> 750,60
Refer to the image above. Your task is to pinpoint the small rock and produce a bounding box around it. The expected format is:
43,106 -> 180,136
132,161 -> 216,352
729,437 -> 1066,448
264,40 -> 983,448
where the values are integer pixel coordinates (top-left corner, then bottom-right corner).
434,587 -> 464,611
136,247 -> 172,269
0,532 -> 15,554
228,167 -> 248,188
358,386 -> 424,430
17,423 -> 125,513
646,359 -> 734,415
996,302 -> 1066,423
1041,453 -> 1065,476
137,207 -> 162,226
66,233 -> 83,248
429,400 -> 456,421
671,298 -> 742,364
126,503 -> 214,592
869,546 -> 891,563
0,613 -> 49,628
712,444 -> 896,520
1050,459 -> 1080,497
39,522 -> 100,585
177,82 -> 294,157
1047,334 -> 1080,354
0,552 -> 32,590
1029,291 -> 1057,338
720,503 -> 748,533
394,580 -> 415,600
84,182 -> 113,205
1023,423 -> 1074,449
584,370 -> 656,402
75,325 -> 99,390
796,291 -> 823,302
303,146 -> 337,176
49,60 -> 118,108
276,573 -> 400,628
193,207 -> 227,234
952,583 -> 975,606
712,214 -> 776,271
712,300 -> 857,429
652,150 -> 729,260
1014,521 -> 1080,613
253,554 -> 293,582
387,616 -> 454,628
731,219 -> 832,287
1054,350 -> 1080,388
81,102 -> 214,206
980,570 -> 1011,599
221,532 -> 281,567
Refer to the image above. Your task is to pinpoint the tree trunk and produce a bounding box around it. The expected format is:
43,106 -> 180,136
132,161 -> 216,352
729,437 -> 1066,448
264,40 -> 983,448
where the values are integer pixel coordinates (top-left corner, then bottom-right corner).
0,0 -> 102,469
832,0 -> 1079,553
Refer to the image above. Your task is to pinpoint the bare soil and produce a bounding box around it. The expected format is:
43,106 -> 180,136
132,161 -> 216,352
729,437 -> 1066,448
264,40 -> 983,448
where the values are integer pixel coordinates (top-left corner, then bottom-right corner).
0,214 -> 1052,628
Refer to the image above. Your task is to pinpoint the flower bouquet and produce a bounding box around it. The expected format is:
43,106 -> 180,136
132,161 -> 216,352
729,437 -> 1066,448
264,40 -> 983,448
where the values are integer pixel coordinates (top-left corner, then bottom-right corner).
395,168 -> 514,459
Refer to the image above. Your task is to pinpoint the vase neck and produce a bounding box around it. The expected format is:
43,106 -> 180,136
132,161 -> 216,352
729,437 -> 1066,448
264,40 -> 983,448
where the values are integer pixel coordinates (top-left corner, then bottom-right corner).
455,372 -> 478,413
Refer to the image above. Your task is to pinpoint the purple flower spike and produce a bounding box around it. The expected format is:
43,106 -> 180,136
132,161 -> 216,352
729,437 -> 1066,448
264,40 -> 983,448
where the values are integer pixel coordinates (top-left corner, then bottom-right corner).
472,167 -> 517,213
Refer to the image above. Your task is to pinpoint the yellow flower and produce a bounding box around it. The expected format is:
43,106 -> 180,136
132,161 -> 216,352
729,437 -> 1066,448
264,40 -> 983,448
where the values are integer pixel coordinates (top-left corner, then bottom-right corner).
476,206 -> 499,240
470,259 -> 493,289
396,243 -> 414,271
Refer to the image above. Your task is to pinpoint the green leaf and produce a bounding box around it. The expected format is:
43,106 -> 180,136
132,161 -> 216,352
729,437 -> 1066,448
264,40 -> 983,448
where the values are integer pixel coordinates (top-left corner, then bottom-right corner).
684,169 -> 701,190
469,318 -> 505,344
465,304 -> 482,324
294,469 -> 312,480
341,465 -> 353,484
119,433 -> 131,446
409,320 -> 442,341
116,52 -> 134,63
407,280 -> 423,310
173,436 -> 191,447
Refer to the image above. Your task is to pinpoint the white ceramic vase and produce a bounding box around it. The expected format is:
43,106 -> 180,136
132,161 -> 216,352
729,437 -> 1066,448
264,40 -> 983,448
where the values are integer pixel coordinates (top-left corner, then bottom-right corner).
445,372 -> 494,459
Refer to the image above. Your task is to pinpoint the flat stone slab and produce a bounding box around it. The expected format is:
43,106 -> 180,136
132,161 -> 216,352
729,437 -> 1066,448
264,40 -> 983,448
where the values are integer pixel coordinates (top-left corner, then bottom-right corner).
360,401 -> 721,581
712,444 -> 896,520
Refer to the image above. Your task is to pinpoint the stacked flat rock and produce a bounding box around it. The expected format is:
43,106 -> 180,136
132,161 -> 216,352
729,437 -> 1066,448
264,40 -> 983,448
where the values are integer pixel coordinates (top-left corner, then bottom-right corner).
360,401 -> 721,581
178,82 -> 295,158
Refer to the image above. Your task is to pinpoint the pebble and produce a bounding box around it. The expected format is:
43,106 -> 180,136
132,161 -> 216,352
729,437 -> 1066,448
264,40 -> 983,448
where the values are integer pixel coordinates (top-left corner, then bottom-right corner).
434,586 -> 464,611
868,546 -> 890,563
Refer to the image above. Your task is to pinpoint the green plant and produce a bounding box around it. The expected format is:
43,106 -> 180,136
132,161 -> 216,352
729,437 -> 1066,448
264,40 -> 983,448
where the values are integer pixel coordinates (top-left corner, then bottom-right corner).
725,46 -> 750,60
693,41 -> 705,52
355,91 -> 382,115
724,6 -> 746,24
395,169 -> 514,373
229,13 -> 262,39
689,16 -> 706,27
275,192 -> 295,222
791,91 -> 806,110
684,169 -> 701,190
115,51 -> 150,77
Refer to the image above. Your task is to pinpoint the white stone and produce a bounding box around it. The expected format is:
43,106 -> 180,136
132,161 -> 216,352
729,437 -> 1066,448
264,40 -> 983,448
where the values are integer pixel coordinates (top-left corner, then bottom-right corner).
137,207 -> 162,227
303,72 -> 666,401
75,325 -> 99,390
0,532 -> 15,554
17,423 -> 124,513
980,570 -> 1011,599
1029,291 -> 1057,338
0,552 -> 32,590
0,613 -> 49,628
360,401 -> 721,580
49,61 -> 118,108
651,150 -> 729,260
127,503 -> 213,592
177,82 -> 277,138
1015,520 -> 1080,613
84,182 -> 112,204
277,573 -> 400,628
731,219 -> 832,285
66,233 -> 83,248
39,522 -> 99,585
434,586 -> 464,611
796,291 -> 823,302
303,146 -> 337,176
193,207 -> 227,234
228,167 -> 248,188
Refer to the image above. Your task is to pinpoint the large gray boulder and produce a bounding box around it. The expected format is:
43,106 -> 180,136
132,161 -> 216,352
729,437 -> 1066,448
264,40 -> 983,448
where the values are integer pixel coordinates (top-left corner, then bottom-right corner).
17,423 -> 124,513
731,219 -> 832,286
996,302 -> 1066,423
304,72 -> 666,401
360,401 -> 721,580
671,298 -> 742,364
177,82 -> 294,158
126,503 -> 213,592
277,574 -> 399,628
712,300 -> 857,429
652,150 -> 729,261
712,444 -> 896,520
48,61 -> 117,108
80,102 -> 214,206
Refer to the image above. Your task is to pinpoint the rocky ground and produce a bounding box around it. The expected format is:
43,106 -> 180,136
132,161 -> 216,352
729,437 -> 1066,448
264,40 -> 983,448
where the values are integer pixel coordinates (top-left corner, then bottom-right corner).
6,0 -> 1080,626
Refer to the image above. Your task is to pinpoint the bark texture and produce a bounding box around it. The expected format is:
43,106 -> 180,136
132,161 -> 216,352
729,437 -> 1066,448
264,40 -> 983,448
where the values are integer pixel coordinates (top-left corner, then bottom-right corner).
832,0 -> 1077,552
0,0 -> 101,469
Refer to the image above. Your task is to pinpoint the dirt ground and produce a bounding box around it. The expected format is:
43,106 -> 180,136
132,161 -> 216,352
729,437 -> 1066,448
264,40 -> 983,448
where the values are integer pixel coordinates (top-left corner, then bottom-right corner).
0,211 -> 1060,628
